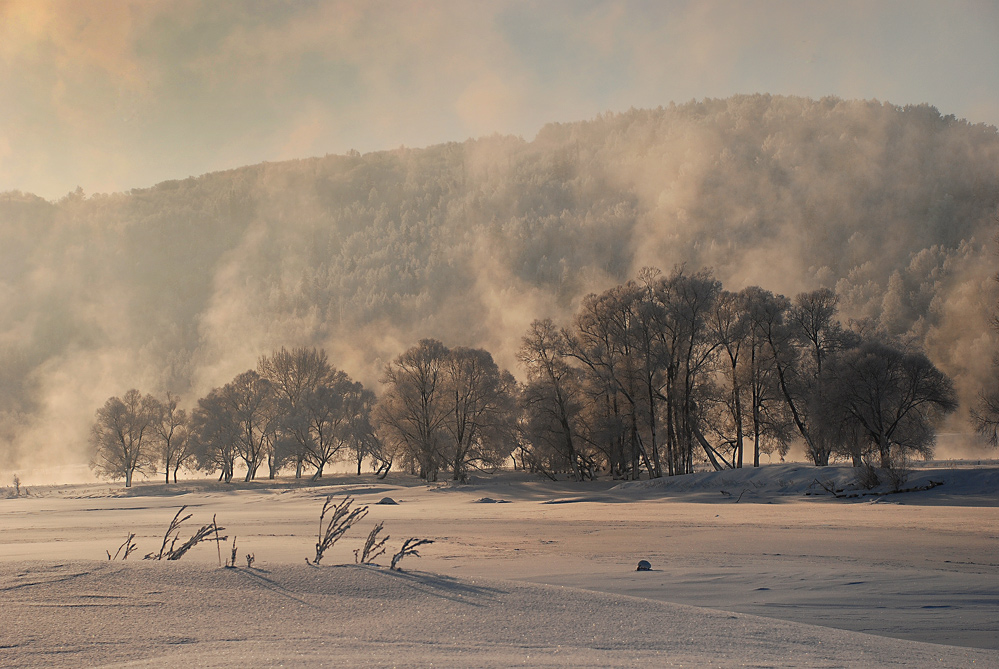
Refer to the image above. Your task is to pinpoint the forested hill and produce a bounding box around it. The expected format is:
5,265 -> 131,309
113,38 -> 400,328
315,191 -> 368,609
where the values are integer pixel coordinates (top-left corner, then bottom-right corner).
2,94 -> 999,468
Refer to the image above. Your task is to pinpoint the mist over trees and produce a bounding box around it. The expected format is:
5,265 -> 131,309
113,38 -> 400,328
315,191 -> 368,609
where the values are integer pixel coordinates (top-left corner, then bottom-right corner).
3,94 -> 999,470
107,347 -> 378,485
89,270 -> 959,485
972,230 -> 999,447
513,268 -> 956,481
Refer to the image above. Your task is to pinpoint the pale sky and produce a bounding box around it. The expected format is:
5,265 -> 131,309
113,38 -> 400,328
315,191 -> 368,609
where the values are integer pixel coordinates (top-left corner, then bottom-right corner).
2,0 -> 997,201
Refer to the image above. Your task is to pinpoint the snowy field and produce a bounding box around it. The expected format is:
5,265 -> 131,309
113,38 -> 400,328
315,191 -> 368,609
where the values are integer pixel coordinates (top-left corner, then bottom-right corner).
1,463 -> 997,667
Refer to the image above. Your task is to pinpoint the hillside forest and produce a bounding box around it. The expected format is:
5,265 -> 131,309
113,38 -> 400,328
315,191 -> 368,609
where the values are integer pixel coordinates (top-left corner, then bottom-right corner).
2,94 -> 999,479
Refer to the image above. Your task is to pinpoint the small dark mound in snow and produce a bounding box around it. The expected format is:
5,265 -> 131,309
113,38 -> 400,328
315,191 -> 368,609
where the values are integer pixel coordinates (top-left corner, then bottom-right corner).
377,497 -> 398,505
473,497 -> 509,504
637,560 -> 652,571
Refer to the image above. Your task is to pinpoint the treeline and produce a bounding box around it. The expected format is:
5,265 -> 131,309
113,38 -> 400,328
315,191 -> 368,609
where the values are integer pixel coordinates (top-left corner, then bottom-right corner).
92,348 -> 379,487
4,95 -> 999,472
91,267 -> 957,486
518,268 -> 955,481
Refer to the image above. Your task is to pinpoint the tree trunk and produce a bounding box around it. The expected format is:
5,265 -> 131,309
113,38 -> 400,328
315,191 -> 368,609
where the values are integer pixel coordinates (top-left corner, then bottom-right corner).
647,384 -> 662,478
732,366 -> 744,468
879,435 -> 891,469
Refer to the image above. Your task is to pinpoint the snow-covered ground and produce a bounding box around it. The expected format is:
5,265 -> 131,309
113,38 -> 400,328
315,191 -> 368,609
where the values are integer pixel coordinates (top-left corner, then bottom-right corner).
1,463 -> 997,667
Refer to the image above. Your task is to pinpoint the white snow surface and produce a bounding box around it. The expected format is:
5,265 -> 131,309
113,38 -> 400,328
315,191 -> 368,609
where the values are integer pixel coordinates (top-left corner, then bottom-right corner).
1,463 -> 997,667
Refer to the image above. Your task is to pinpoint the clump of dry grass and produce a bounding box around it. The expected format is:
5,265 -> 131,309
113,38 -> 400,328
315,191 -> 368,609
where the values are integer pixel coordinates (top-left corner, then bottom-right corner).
143,506 -> 227,561
307,494 -> 369,566
106,507 -> 227,563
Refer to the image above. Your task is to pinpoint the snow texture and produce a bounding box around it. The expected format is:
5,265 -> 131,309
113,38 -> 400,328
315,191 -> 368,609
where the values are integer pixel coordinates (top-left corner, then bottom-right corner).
1,462 -> 996,667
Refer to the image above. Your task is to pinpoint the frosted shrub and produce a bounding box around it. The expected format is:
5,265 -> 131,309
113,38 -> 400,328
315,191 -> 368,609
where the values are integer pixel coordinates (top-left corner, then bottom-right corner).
884,446 -> 911,492
855,461 -> 881,490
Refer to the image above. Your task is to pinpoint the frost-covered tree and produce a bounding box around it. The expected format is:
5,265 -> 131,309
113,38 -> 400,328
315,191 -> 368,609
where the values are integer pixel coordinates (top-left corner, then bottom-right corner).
151,393 -> 194,484
377,339 -> 450,481
742,287 -> 796,467
378,339 -> 517,482
440,347 -> 518,482
223,370 -> 277,482
569,284 -> 654,479
972,390 -> 999,448
828,340 -> 958,467
708,290 -> 750,467
90,389 -> 158,487
258,347 -> 335,478
517,319 -> 590,480
190,387 -> 240,483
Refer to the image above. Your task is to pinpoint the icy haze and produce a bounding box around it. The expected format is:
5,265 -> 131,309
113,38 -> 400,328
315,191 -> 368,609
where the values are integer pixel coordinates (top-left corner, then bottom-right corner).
1,95 -> 998,469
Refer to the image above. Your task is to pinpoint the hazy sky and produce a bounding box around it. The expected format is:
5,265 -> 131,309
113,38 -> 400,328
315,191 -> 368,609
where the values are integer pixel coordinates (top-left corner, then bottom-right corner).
2,0 -> 998,201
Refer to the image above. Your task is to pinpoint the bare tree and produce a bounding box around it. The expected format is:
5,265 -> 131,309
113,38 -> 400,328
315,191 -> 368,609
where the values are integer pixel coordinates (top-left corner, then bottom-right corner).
190,387 -> 240,483
570,284 -> 657,479
518,319 -> 590,480
650,268 -> 722,474
440,347 -> 518,482
972,389 -> 999,447
377,339 -> 450,481
709,290 -> 750,467
151,393 -> 194,483
828,339 -> 958,467
260,346 -> 377,479
302,373 -> 365,479
259,347 -> 336,478
346,396 -> 381,475
223,370 -> 278,482
741,287 -> 798,466
90,389 -> 158,487
787,288 -> 860,465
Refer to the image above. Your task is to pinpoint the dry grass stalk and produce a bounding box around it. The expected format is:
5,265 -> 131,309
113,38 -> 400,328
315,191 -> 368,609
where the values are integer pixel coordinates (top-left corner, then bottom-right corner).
354,521 -> 389,564
225,536 -> 238,568
107,533 -> 138,560
307,494 -> 369,566
144,506 -> 227,561
390,537 -> 434,571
